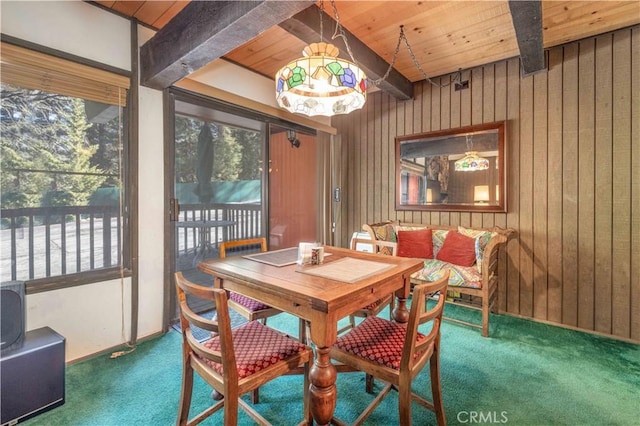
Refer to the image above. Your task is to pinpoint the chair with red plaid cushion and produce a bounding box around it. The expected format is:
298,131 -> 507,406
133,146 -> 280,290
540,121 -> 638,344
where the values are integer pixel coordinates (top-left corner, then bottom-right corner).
330,271 -> 449,426
219,238 -> 283,325
175,272 -> 312,426
340,237 -> 399,335
337,238 -> 399,393
217,238 -> 308,403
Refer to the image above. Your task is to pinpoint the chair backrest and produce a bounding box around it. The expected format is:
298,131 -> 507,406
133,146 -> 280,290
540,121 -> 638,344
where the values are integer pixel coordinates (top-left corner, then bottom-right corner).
219,237 -> 267,258
401,271 -> 449,372
350,237 -> 398,256
174,272 -> 236,382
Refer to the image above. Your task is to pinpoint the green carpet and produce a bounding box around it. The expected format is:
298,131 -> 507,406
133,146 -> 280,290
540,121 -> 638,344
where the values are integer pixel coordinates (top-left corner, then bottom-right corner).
23,306 -> 639,426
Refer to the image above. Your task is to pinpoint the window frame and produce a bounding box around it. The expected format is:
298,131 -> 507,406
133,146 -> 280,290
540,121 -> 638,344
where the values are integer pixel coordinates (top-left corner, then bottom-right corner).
0,35 -> 134,293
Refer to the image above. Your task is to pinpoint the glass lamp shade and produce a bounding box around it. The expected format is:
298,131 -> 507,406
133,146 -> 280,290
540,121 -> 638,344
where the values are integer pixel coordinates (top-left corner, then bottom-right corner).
474,185 -> 490,202
454,152 -> 490,172
426,188 -> 433,203
275,42 -> 367,117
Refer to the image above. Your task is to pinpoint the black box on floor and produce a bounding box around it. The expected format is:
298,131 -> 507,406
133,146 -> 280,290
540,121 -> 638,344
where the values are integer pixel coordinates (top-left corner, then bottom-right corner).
1,327 -> 65,425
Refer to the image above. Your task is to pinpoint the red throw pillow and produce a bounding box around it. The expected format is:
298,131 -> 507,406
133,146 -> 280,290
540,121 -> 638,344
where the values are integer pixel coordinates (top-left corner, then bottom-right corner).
397,228 -> 433,259
436,231 -> 476,266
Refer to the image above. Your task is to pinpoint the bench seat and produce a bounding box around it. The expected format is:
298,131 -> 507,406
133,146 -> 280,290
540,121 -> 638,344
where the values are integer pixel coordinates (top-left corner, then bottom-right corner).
362,221 -> 514,337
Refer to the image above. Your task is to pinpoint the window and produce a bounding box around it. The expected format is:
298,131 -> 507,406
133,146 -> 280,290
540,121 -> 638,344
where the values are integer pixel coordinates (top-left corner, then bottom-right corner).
0,42 -> 130,289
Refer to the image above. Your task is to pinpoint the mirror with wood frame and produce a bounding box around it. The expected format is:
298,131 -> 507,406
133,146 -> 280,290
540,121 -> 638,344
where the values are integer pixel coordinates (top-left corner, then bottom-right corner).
395,121 -> 506,212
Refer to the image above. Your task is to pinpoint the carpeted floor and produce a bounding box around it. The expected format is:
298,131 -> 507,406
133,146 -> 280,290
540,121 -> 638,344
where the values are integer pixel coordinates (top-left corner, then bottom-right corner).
22,304 -> 640,426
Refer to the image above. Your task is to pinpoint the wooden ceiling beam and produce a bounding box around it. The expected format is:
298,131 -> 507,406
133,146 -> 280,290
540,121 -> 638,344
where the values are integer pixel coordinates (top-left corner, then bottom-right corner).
140,0 -> 314,89
508,0 -> 546,76
279,5 -> 413,100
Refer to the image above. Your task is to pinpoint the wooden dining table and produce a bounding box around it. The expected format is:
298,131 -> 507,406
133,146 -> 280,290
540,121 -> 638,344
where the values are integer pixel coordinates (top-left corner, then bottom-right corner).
198,245 -> 424,425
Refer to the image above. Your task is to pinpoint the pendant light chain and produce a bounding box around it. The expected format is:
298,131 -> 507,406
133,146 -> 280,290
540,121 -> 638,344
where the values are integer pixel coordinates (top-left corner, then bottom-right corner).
329,0 -> 358,64
319,0 -> 324,42
328,0 -> 462,89
399,26 -> 462,88
369,26 -> 405,86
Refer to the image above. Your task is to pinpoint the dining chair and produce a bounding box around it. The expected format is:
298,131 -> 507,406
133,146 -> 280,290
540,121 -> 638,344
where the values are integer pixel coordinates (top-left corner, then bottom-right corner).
338,238 -> 398,336
339,238 -> 401,393
330,271 -> 450,426
174,272 -> 312,426
219,238 -> 308,338
216,237 -> 307,403
219,238 -> 283,326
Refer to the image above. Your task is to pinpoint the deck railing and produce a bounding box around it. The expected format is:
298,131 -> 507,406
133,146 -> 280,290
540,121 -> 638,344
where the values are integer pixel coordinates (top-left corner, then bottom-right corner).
176,203 -> 262,252
0,205 -> 121,281
1,203 -> 262,282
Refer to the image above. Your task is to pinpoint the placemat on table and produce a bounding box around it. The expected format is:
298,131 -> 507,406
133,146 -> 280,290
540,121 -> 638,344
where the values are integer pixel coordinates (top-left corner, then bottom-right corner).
297,257 -> 394,283
244,247 -> 299,267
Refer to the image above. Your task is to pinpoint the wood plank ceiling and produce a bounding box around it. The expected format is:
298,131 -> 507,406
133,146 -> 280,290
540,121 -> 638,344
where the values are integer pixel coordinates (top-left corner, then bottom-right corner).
94,1 -> 639,92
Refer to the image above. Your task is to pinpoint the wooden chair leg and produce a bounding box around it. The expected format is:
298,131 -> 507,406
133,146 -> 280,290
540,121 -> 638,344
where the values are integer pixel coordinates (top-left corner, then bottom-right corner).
223,390 -> 239,425
491,290 -> 500,314
298,318 -> 305,343
430,349 -> 446,426
389,296 -> 396,321
177,362 -> 194,426
303,357 -> 312,424
251,388 -> 259,404
299,318 -> 309,345
398,376 -> 413,426
482,298 -> 490,337
365,374 -> 375,394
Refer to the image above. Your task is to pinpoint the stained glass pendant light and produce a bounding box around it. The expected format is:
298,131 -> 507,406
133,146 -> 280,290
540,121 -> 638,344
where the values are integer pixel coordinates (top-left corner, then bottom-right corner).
275,42 -> 367,117
454,134 -> 489,171
454,152 -> 490,171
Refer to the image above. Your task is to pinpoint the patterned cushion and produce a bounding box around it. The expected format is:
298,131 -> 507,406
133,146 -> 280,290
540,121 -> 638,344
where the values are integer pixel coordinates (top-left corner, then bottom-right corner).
333,316 -> 426,370
371,223 -> 397,242
202,321 -> 307,378
413,258 -> 482,289
432,229 -> 449,258
229,292 -> 272,312
369,223 -> 397,255
458,226 -> 496,273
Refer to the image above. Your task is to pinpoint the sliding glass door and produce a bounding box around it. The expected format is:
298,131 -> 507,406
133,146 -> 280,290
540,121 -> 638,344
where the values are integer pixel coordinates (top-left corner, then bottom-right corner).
170,97 -> 265,316
166,90 -> 323,322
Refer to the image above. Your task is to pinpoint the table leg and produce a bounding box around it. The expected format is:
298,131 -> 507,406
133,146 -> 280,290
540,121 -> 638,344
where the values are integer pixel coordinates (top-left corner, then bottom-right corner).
309,346 -> 337,425
392,296 -> 409,323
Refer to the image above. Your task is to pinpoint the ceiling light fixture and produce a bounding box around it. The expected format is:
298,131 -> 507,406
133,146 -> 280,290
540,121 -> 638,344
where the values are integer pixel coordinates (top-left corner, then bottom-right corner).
275,1 -> 366,117
275,42 -> 367,117
275,0 -> 463,117
455,134 -> 489,172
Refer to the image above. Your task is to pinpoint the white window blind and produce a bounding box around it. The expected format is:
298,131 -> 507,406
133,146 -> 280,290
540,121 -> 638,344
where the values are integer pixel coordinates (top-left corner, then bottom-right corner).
0,42 -> 129,106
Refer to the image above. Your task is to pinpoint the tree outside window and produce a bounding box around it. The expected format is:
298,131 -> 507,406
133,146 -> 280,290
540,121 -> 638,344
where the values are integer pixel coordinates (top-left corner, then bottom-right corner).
0,84 -> 125,282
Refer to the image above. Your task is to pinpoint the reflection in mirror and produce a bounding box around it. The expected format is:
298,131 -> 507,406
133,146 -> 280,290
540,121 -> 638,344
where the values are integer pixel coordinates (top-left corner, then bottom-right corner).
395,121 -> 506,212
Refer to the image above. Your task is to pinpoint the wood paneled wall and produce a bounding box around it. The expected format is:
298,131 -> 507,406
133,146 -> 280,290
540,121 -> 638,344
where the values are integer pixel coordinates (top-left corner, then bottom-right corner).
332,26 -> 639,342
